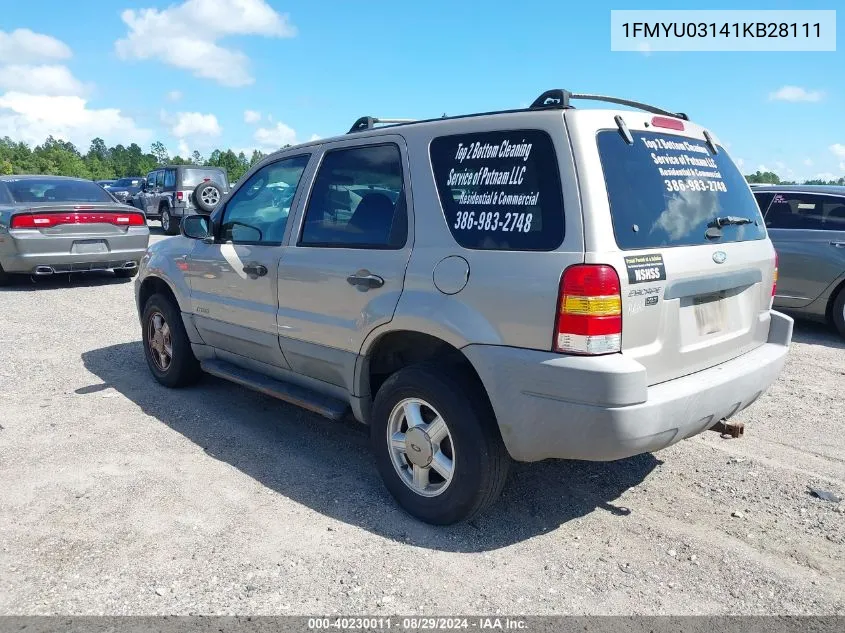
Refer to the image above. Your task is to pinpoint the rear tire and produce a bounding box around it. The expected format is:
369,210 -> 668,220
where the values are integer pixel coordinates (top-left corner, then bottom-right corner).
370,362 -> 510,525
161,207 -> 179,235
0,262 -> 11,286
142,293 -> 201,388
832,287 -> 845,338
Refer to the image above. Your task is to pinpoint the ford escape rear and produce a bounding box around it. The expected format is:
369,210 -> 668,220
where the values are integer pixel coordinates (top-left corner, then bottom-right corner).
135,89 -> 792,524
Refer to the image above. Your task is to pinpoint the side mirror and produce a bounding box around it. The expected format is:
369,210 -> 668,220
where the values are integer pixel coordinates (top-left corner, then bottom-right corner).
181,214 -> 212,242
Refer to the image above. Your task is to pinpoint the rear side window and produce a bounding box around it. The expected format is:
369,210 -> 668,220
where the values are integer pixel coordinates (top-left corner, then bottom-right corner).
753,192 -> 775,214
765,193 -> 845,230
4,178 -> 113,203
430,130 -> 564,251
164,169 -> 176,188
299,144 -> 407,249
597,130 -> 766,249
0,183 -> 12,205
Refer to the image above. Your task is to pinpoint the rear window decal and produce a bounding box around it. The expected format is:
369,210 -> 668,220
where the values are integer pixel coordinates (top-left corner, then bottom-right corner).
624,253 -> 666,284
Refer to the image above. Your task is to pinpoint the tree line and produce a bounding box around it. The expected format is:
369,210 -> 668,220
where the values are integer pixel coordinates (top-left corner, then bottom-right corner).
1,136 -> 842,187
0,136 -> 290,184
743,170 -> 844,186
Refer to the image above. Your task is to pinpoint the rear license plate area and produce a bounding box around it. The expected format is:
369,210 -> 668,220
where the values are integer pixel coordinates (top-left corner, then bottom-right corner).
693,291 -> 727,335
71,239 -> 109,255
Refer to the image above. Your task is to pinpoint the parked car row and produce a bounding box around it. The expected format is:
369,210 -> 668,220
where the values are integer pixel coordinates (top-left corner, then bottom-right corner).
95,166 -> 230,236
7,91 -> 843,526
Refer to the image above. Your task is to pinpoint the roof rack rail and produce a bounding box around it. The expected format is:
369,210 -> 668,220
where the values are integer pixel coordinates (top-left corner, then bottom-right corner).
529,89 -> 689,121
348,116 -> 417,134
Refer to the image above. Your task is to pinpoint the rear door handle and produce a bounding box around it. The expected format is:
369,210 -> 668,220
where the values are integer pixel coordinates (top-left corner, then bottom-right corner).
346,270 -> 384,289
243,263 -> 268,277
831,241 -> 845,248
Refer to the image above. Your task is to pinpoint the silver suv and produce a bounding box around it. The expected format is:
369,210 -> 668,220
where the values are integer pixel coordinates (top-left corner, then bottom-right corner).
135,90 -> 793,524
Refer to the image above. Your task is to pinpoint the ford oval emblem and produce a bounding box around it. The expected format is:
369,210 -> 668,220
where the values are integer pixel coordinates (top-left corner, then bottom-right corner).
713,251 -> 727,264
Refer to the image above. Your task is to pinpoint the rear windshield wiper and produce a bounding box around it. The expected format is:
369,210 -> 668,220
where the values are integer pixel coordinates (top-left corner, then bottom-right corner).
710,216 -> 753,228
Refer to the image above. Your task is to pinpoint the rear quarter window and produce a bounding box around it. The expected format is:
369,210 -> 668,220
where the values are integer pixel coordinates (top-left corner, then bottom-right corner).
597,130 -> 766,249
430,130 -> 564,251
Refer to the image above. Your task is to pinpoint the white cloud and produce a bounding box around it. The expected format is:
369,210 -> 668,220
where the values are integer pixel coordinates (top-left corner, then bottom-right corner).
814,172 -> 838,182
167,90 -> 183,102
831,144 -> 845,171
115,0 -> 296,87
768,86 -> 824,102
177,140 -> 191,156
244,109 -> 261,124
170,111 -> 222,138
0,65 -> 85,96
636,42 -> 652,57
308,133 -> 321,142
0,28 -> 71,64
734,157 -> 745,171
0,92 -> 150,147
804,158 -> 813,167
253,121 -> 297,149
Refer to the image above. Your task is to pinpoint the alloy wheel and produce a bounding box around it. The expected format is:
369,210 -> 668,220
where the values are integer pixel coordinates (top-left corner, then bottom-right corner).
147,311 -> 173,372
386,398 -> 455,497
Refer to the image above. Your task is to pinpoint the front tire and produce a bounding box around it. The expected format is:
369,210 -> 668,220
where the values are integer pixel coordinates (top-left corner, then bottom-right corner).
832,286 -> 845,338
371,363 -> 510,525
161,207 -> 179,235
141,293 -> 201,388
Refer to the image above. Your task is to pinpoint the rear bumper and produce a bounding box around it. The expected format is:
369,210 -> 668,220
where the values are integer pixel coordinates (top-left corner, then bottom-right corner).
0,228 -> 150,274
463,310 -> 793,462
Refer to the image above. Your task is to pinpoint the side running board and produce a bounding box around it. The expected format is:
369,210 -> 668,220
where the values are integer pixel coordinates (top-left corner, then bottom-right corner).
200,359 -> 348,421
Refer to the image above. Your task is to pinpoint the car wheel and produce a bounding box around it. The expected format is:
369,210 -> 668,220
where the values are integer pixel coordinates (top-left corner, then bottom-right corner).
142,293 -> 202,388
161,207 -> 178,235
371,362 -> 510,525
114,267 -> 138,279
833,286 -> 845,338
193,182 -> 222,213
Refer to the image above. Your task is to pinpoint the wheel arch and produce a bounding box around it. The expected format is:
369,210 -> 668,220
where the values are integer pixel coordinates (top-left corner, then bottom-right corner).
354,327 -> 493,425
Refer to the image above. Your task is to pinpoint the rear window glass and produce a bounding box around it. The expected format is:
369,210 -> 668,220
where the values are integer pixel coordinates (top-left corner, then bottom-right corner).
430,130 -> 564,250
4,178 -> 113,204
181,168 -> 227,189
597,130 -> 766,249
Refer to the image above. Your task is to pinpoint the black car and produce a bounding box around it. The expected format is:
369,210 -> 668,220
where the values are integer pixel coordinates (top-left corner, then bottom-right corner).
106,177 -> 146,207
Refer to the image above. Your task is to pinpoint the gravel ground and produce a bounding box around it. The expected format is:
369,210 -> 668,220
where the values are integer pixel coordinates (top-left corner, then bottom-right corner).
1,229 -> 843,615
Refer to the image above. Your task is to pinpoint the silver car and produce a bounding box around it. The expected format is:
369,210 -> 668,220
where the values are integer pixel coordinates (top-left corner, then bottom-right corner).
0,175 -> 150,283
135,90 -> 792,524
751,184 -> 845,337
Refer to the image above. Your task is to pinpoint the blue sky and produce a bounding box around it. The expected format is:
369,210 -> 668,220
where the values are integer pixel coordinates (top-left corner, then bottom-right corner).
0,0 -> 842,180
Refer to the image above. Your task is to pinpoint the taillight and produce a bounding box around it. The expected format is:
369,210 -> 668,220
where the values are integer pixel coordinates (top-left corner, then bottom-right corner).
772,251 -> 778,302
176,191 -> 184,201
11,211 -> 145,229
554,264 -> 622,355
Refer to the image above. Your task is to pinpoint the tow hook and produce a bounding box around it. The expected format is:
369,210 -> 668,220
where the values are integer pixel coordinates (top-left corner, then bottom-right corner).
710,419 -> 745,438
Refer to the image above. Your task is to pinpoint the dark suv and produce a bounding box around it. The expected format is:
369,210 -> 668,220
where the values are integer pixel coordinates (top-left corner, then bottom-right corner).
105,176 -> 146,207
140,165 -> 229,235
